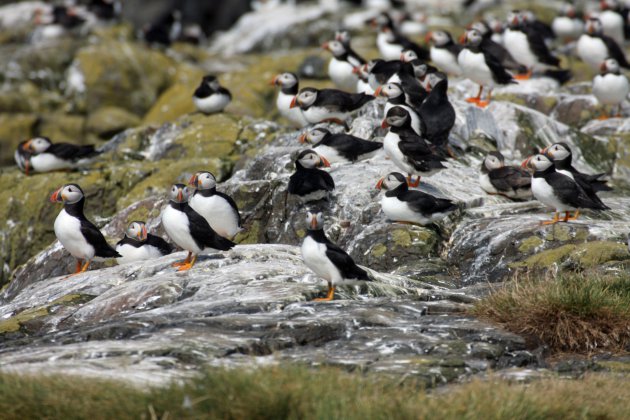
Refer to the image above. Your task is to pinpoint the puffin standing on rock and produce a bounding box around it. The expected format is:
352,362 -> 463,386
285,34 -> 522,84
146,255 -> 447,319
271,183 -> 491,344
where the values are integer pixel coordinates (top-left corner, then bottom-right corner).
479,152 -> 532,200
376,172 -> 458,225
193,75 -> 232,115
301,211 -> 371,301
161,184 -> 235,271
270,72 -> 308,128
523,154 -> 609,225
299,128 -> 382,164
322,39 -> 366,91
288,150 -> 335,202
592,58 -> 629,119
426,30 -> 463,76
188,171 -> 242,240
577,17 -> 630,72
290,87 -> 374,125
50,184 -> 121,277
15,137 -> 101,175
116,221 -> 174,265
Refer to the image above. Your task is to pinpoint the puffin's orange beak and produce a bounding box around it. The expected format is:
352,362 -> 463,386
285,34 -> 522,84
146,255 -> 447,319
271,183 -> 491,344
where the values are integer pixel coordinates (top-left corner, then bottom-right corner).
381,119 -> 389,129
424,31 -> 432,44
600,0 -> 608,10
50,187 -> 63,203
376,177 -> 384,190
319,156 -> 331,168
310,215 -> 318,229
521,156 -> 532,169
352,66 -> 360,74
541,146 -> 549,154
459,33 -> 467,44
141,224 -> 148,240
23,139 -> 33,152
298,133 -> 307,143
374,86 -> 384,97
290,96 -> 298,108
177,189 -> 183,202
321,42 -> 329,50
511,16 -> 518,25
188,173 -> 198,187
269,75 -> 278,86
600,61 -> 607,72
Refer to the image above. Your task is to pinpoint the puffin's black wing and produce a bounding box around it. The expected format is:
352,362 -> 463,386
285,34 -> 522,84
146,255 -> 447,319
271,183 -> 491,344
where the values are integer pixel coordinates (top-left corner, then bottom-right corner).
79,219 -> 121,258
194,83 -> 212,98
288,168 -> 335,195
575,170 -> 612,192
547,172 -> 609,210
324,243 -> 371,281
445,42 -> 463,57
489,166 -> 531,191
215,191 -> 242,227
217,86 -> 233,99
522,27 -> 560,66
323,134 -> 382,161
397,189 -> 457,214
316,90 -> 374,111
398,69 -> 428,107
481,38 -> 526,72
184,206 -> 236,251
483,50 -> 517,85
419,79 -> 455,147
398,138 -> 447,171
372,60 -> 404,84
600,35 -> 630,68
347,48 -> 367,67
146,234 -> 175,255
48,143 -> 99,160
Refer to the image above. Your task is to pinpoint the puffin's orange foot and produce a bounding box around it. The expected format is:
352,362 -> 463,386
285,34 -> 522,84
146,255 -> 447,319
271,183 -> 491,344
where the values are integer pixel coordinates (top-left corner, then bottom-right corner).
514,71 -> 532,80
465,97 -> 480,104
313,286 -> 335,301
476,100 -> 490,108
597,115 -> 610,120
540,213 -> 561,225
176,262 -> 195,271
171,261 -> 187,267
564,210 -> 580,222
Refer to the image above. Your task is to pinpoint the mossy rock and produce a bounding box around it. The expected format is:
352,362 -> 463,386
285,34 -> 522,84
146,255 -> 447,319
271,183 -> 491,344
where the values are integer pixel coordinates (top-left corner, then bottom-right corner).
13,38 -> 82,87
0,113 -> 38,165
37,113 -> 86,143
494,93 -> 558,116
511,241 -> 630,271
87,106 -> 141,139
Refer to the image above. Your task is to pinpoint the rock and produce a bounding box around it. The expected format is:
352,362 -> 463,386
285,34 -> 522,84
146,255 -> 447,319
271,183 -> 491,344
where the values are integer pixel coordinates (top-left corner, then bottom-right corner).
87,106 -> 142,139
0,113 -> 38,165
37,113 -> 86,143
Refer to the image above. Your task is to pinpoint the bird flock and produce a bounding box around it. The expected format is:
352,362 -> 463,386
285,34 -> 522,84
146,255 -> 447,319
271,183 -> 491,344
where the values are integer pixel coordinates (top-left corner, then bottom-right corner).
13,2 -> 627,301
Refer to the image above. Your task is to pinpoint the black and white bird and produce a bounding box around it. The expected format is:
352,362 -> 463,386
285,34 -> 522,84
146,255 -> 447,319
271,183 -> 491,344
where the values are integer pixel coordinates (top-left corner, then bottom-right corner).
364,59 -> 404,90
352,64 -> 375,95
374,82 -> 423,134
290,87 -> 374,125
161,184 -> 235,271
193,75 -> 232,115
458,28 -> 516,107
322,39 -> 366,91
426,30 -> 463,76
288,150 -> 334,202
592,58 -> 629,118
270,72 -> 308,128
188,171 -> 242,240
301,211 -> 371,301
577,17 -> 630,71
523,154 -> 609,225
469,20 -> 527,74
382,106 -> 446,187
376,172 -> 457,225
598,0 -> 626,45
50,183 -> 120,276
418,79 -> 455,150
551,3 -> 583,42
479,152 -> 532,200
299,127 -> 382,164
142,9 -> 181,46
372,12 -> 429,61
115,221 -> 173,265
542,142 -> 612,194
15,137 -> 100,175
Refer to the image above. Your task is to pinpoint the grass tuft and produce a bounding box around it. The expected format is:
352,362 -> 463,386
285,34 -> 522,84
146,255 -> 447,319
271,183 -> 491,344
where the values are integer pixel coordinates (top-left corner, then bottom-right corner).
472,273 -> 630,353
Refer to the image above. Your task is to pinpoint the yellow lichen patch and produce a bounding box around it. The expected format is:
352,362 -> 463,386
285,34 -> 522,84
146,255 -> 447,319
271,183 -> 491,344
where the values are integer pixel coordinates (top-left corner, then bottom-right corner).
512,241 -> 630,270
518,236 -> 544,253
0,307 -> 49,334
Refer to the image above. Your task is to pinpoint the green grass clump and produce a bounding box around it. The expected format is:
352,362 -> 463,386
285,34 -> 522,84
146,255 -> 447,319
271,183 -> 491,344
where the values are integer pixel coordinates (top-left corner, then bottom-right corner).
1,367 -> 630,419
472,273 -> 630,353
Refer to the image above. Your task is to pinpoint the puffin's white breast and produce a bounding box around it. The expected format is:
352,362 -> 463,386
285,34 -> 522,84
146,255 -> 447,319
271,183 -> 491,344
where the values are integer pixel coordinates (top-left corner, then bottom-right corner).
116,243 -> 163,265
276,91 -> 308,127
54,209 -> 95,260
161,205 -> 203,253
593,73 -> 629,105
193,93 -> 230,114
458,48 -> 495,88
576,35 -> 609,71
189,194 -> 240,239
301,235 -> 343,284
531,176 -> 575,212
430,46 -> 462,76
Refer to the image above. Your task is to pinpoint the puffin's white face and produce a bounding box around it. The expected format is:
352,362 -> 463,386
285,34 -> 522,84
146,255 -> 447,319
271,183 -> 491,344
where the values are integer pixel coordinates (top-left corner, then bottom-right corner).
400,49 -> 418,62
302,128 -> 327,144
295,89 -> 317,108
169,184 -> 193,203
305,211 -> 324,230
384,108 -> 409,127
376,172 -> 406,191
412,62 -> 429,78
189,171 -> 216,190
545,144 -> 571,161
277,72 -> 298,88
377,83 -> 403,98
297,150 -> 329,169
470,21 -> 489,35
50,183 -> 84,204
522,10 -> 536,23
586,18 -> 602,34
25,137 -> 52,153
483,154 -> 504,171
430,31 -> 451,47
526,154 -> 554,171
463,29 -> 483,46
602,58 -> 620,73
324,40 -> 346,57
126,221 -> 148,241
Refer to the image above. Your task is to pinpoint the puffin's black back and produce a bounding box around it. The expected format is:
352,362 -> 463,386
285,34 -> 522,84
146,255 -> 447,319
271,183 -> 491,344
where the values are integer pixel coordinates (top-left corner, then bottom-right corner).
307,229 -> 370,281
182,204 -> 236,251
65,198 -> 121,258
419,79 -> 455,147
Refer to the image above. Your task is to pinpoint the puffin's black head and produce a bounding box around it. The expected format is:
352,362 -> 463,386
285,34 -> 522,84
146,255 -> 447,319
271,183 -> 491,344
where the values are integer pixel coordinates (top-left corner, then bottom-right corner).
366,59 -> 383,74
523,154 -> 554,172
482,152 -> 505,172
299,127 -> 330,145
23,137 -> 52,154
295,149 -> 330,169
375,172 -> 407,191
270,72 -> 298,88
169,184 -> 193,203
50,183 -> 84,204
426,30 -> 453,47
410,60 -> 430,78
600,58 -> 620,74
322,40 -> 347,58
201,75 -> 220,89
543,143 -> 572,161
382,106 -> 410,129
461,29 -> 483,47
400,49 -> 418,63
374,82 -> 403,99
189,171 -> 216,190
126,221 -> 148,241
305,211 -> 324,231
291,88 -> 317,109
585,17 -> 603,35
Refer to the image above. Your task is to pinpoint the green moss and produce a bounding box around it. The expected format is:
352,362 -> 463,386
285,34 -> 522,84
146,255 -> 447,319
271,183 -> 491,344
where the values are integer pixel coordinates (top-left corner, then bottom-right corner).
37,113 -> 86,143
0,113 -> 38,164
391,229 -> 412,247
86,106 -> 141,139
142,83 -> 198,126
512,241 -> 630,270
0,307 -> 49,334
519,236 -> 543,253
596,361 -> 630,373
371,243 -> 387,258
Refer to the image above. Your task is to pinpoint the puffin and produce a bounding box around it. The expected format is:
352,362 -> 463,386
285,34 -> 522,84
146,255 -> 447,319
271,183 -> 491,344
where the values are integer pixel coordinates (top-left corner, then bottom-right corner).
382,106 -> 446,187
470,20 -> 527,74
376,172 -> 457,225
542,142 -> 612,193
290,87 -> 374,125
522,154 -> 609,225
288,150 -> 334,202
458,28 -> 517,107
426,30 -> 463,76
599,0 -> 626,45
270,72 -> 308,128
161,184 -> 235,271
299,127 -> 382,163
364,59 -> 404,90
15,137 -> 100,175
503,11 -> 571,83
142,9 -> 181,46
193,75 -> 232,115
577,17 -> 630,71
322,39 -> 366,91
479,152 -> 532,200
115,221 -> 174,265
188,170 -> 243,240
372,12 -> 429,61
352,64 -> 375,95
592,58 -> 629,119
521,10 -> 556,42
301,211 -> 371,301
418,79 -> 455,150
551,3 -> 583,42
374,82 -> 423,134
50,183 -> 121,276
